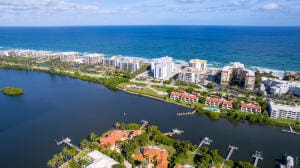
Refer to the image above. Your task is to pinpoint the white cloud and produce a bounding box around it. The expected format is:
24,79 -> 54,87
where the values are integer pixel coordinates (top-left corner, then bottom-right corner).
262,2 -> 280,10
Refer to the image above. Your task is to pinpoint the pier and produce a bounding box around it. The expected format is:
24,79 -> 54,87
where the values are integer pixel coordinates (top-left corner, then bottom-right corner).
164,128 -> 184,136
193,137 -> 213,154
140,120 -> 149,129
282,124 -> 300,135
177,109 -> 196,116
56,137 -> 82,152
220,145 -> 238,168
252,151 -> 263,167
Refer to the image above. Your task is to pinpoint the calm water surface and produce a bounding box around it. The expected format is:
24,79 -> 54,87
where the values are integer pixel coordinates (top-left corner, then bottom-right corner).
0,69 -> 299,168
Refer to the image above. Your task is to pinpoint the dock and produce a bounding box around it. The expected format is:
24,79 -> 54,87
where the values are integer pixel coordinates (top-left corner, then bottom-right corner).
220,145 -> 238,168
252,151 -> 263,167
164,128 -> 184,136
140,120 -> 149,129
193,137 -> 213,154
177,109 -> 196,116
56,137 -> 82,152
282,124 -> 300,135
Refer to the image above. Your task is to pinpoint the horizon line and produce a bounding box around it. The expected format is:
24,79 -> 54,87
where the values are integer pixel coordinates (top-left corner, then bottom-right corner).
0,24 -> 300,28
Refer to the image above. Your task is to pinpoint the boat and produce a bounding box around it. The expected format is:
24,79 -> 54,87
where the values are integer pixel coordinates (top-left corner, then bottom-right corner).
280,155 -> 294,168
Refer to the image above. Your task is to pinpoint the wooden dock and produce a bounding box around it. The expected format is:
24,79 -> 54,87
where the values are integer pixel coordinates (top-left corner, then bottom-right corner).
193,137 -> 213,154
282,124 -> 300,135
252,151 -> 263,167
177,109 -> 196,116
220,145 -> 238,168
56,137 -> 82,152
140,120 -> 149,129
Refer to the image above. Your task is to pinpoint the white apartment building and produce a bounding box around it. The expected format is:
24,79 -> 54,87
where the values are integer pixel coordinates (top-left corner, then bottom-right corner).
262,77 -> 300,96
83,54 -> 104,64
189,59 -> 207,71
119,59 -> 141,72
85,150 -> 119,168
269,102 -> 300,120
151,56 -> 174,80
102,56 -> 121,67
59,52 -> 79,62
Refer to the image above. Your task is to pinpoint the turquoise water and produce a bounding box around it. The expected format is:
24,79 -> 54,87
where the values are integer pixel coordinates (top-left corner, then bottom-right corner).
203,107 -> 221,112
0,26 -> 299,71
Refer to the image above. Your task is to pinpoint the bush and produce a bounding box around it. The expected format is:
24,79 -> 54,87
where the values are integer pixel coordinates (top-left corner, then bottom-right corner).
208,112 -> 220,120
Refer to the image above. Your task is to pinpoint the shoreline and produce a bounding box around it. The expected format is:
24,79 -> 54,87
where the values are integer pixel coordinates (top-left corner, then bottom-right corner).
1,64 -> 299,131
0,48 -> 298,75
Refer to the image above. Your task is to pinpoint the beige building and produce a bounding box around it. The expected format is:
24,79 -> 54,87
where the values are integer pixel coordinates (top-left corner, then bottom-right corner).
83,54 -> 104,64
221,62 -> 255,90
178,59 -> 207,83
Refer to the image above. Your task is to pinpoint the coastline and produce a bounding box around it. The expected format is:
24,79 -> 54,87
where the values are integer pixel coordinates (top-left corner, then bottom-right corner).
1,63 -> 299,131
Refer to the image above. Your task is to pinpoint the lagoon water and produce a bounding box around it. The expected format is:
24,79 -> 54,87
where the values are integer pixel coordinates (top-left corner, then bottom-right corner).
0,26 -> 300,71
0,69 -> 299,168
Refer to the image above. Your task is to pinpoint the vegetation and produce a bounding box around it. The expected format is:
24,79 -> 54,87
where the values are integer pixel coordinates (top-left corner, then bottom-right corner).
1,86 -> 24,96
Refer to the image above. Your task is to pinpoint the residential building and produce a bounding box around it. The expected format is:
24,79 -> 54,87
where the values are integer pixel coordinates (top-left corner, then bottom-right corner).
134,146 -> 168,168
58,52 -> 79,62
102,56 -> 122,67
221,62 -> 255,90
262,77 -> 300,96
178,67 -> 206,84
205,97 -> 233,109
119,58 -> 141,72
85,150 -> 119,168
170,91 -> 199,103
189,59 -> 207,71
84,54 -> 104,64
0,50 -> 9,57
268,102 -> 300,120
241,101 -> 262,113
99,130 -> 128,150
151,56 -> 174,80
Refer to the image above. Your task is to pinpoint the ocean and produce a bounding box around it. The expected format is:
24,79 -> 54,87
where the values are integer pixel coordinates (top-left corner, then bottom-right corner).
0,26 -> 299,71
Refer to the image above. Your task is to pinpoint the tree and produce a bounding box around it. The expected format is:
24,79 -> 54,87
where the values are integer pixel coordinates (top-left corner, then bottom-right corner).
207,82 -> 215,89
115,122 -> 121,129
89,132 -> 97,142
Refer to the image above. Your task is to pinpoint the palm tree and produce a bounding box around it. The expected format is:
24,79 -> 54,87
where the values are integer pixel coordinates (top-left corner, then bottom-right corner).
89,132 -> 97,142
115,122 -> 121,129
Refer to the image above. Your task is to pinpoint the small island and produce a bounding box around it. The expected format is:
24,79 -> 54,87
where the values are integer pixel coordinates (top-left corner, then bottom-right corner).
1,86 -> 24,96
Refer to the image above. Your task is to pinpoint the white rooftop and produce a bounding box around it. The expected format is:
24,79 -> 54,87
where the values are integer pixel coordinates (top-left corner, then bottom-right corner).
86,150 -> 118,168
270,102 -> 300,112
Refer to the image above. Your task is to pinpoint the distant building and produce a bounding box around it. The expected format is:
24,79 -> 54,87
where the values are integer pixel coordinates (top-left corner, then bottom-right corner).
103,56 -> 121,67
58,52 -> 79,62
134,146 -> 168,168
268,102 -> 300,120
84,54 -> 104,64
241,101 -> 262,113
85,150 -> 119,168
189,59 -> 207,71
151,56 -> 174,80
262,77 -> 300,96
221,62 -> 255,90
170,91 -> 199,103
205,97 -> 232,109
119,58 -> 141,72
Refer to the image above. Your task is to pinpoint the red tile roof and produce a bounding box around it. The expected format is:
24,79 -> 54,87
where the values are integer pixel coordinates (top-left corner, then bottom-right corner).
134,147 -> 168,168
241,102 -> 261,110
99,130 -> 127,147
129,130 -> 142,139
205,97 -> 223,104
222,100 -> 232,106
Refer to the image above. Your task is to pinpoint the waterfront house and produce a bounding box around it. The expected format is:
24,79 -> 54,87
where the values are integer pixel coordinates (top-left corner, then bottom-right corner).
134,146 -> 168,168
129,130 -> 142,140
170,91 -> 199,103
99,130 -> 128,150
241,101 -> 262,113
85,150 -> 119,168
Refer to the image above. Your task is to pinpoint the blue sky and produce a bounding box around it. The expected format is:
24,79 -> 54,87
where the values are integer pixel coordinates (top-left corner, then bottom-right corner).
0,0 -> 299,26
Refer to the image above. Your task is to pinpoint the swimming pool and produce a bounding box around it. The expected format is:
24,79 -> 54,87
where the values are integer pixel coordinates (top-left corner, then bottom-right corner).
203,107 -> 220,113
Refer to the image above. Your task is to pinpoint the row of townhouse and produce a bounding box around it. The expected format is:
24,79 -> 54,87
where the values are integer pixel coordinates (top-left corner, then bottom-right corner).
240,101 -> 262,113
170,91 -> 199,103
205,97 -> 233,109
